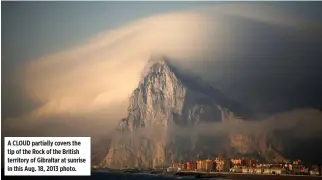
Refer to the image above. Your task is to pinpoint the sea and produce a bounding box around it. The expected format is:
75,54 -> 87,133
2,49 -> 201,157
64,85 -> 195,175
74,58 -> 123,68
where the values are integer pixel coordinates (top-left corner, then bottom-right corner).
2,169 -> 319,180
1,170 -> 230,180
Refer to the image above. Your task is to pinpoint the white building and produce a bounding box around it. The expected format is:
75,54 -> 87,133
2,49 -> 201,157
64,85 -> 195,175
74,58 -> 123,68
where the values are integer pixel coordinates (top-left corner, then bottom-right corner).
254,168 -> 262,174
167,167 -> 181,172
242,168 -> 249,173
263,168 -> 271,174
230,168 -> 242,173
310,170 -> 320,176
248,168 -> 255,173
271,168 -> 283,175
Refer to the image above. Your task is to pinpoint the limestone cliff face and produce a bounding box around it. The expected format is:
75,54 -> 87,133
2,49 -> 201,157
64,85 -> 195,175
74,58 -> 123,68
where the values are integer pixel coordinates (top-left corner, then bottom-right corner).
120,58 -> 186,131
102,57 -> 280,168
120,57 -> 250,130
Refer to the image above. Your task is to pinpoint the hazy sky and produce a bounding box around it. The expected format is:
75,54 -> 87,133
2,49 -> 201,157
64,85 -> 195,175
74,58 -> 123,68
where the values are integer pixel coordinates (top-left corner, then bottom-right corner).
2,2 -> 322,120
2,2 -> 322,164
2,1 -> 215,118
2,2 -> 322,64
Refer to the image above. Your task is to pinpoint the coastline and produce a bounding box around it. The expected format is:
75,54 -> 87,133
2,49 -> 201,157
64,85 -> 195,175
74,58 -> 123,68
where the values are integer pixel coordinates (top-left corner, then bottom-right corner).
93,169 -> 322,180
2,168 -> 321,180
222,173 -> 321,180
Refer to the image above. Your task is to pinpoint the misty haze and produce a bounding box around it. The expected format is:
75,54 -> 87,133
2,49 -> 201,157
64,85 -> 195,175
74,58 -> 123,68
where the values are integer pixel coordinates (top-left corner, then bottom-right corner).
2,2 -> 322,179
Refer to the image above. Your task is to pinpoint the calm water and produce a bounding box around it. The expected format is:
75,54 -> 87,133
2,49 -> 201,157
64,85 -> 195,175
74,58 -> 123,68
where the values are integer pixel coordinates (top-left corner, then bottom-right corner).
92,172 -> 234,180
2,169 -> 317,180
1,169 -> 230,180
88,171 -> 230,180
94,171 -> 193,180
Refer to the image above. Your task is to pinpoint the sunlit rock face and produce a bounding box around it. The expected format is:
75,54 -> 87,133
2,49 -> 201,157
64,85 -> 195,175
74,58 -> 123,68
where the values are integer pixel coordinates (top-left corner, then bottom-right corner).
102,56 -> 281,168
122,56 -> 252,130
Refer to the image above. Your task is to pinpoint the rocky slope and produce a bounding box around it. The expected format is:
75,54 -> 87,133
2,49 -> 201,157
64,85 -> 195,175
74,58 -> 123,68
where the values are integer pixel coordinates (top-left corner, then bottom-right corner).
101,56 -> 282,168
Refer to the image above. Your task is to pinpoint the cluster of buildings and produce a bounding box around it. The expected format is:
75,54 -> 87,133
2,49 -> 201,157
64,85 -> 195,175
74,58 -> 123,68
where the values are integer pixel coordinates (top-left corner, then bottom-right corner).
169,157 -> 250,172
168,158 -> 321,176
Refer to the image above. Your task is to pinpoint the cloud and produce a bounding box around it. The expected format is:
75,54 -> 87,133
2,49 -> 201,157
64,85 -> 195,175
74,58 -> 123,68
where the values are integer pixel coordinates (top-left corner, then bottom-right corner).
21,4 -> 315,116
104,108 -> 322,165
3,3 -> 322,138
23,12 -> 211,116
1,101 -> 126,138
125,108 -> 322,139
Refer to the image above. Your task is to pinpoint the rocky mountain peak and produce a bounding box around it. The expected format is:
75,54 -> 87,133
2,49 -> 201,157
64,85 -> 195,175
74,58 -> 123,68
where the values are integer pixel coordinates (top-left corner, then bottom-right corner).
140,56 -> 177,86
143,55 -> 170,72
102,56 -> 280,168
147,55 -> 169,66
122,57 -> 185,131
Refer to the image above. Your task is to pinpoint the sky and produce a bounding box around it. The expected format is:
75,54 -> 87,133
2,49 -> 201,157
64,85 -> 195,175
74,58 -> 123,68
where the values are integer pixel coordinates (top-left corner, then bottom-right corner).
2,2 -> 322,63
2,1 -> 222,118
1,2 -> 322,134
2,1 -> 322,164
2,2 -> 322,119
